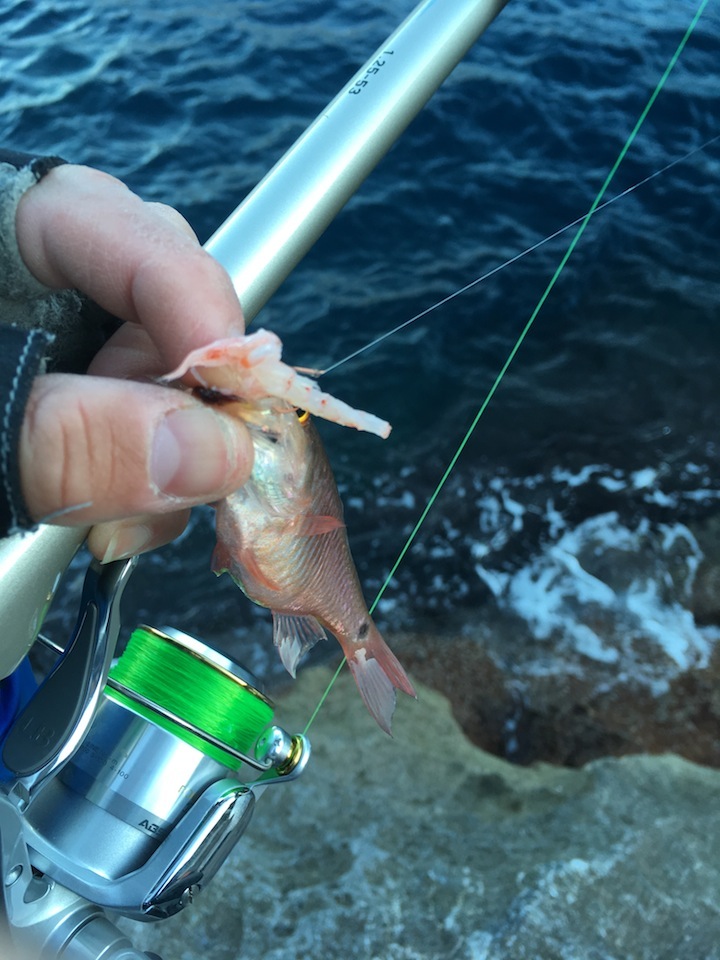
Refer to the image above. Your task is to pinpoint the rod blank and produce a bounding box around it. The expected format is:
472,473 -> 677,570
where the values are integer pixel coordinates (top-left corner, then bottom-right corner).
205,0 -> 509,321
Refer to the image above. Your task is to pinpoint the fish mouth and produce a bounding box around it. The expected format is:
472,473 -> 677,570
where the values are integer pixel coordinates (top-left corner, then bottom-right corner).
192,385 -> 242,406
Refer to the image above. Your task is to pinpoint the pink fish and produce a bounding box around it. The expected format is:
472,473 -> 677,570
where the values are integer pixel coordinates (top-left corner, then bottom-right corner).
163,330 -> 416,733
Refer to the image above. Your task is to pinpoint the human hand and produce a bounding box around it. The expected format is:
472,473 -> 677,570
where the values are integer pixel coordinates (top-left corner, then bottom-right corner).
14,164 -> 254,562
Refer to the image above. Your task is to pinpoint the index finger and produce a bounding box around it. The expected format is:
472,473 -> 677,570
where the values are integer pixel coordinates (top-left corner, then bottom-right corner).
14,164 -> 245,369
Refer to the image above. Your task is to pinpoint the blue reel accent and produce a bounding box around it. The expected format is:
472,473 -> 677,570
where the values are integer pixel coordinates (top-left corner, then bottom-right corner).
0,659 -> 37,780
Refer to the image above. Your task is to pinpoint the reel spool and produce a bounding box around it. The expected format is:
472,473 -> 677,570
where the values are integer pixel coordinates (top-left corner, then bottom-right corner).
107,625 -> 278,769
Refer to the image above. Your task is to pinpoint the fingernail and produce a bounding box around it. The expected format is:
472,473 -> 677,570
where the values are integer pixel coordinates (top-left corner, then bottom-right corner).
150,407 -> 241,500
100,524 -> 153,564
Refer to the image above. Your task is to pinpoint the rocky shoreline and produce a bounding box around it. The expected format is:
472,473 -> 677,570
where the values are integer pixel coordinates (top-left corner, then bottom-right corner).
389,510 -> 720,770
124,669 -> 720,960
121,505 -> 720,959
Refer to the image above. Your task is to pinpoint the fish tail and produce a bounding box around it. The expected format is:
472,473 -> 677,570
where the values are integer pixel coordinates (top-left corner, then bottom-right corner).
344,624 -> 416,736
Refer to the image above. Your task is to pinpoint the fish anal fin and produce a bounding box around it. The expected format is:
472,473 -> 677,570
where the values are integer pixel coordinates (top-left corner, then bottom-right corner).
344,623 -> 416,736
273,613 -> 327,677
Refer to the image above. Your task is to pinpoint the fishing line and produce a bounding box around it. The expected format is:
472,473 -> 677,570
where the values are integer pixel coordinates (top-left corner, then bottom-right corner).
304,0 -> 712,734
322,132 -> 720,377
110,625 -> 275,765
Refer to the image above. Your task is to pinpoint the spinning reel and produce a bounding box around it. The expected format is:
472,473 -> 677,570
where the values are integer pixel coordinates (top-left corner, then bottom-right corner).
0,527 -> 309,960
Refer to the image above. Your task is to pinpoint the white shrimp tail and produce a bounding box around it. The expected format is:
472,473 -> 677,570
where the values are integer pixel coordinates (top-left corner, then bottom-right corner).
162,331 -> 391,439
282,374 -> 391,438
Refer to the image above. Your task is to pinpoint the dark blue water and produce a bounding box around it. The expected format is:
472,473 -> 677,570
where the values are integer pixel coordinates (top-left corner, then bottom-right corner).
2,0 -> 719,685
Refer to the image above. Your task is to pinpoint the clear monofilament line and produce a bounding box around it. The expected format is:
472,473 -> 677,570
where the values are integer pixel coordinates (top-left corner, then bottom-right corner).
322,132 -> 720,378
304,0 -> 712,734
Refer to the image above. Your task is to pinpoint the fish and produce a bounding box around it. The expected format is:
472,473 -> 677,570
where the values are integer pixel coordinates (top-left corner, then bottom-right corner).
163,329 -> 416,734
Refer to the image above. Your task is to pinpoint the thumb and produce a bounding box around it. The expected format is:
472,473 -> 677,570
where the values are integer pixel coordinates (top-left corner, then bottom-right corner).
20,374 -> 253,525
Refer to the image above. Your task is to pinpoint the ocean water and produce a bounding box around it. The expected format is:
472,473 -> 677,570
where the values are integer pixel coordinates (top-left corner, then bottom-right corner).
2,1 -> 719,692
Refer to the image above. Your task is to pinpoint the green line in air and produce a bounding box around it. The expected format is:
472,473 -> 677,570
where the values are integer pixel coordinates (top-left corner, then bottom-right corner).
303,0 -> 711,735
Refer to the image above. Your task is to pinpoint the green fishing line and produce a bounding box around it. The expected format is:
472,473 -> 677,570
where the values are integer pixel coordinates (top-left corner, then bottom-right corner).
304,0 -> 711,734
108,626 -> 274,767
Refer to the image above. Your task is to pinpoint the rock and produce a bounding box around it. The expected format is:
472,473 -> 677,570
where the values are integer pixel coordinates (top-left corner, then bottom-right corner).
391,510 -> 720,767
692,513 -> 720,625
396,628 -> 720,768
121,669 -> 720,960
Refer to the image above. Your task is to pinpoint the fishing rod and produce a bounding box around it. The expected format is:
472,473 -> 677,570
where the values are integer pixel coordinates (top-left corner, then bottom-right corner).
0,1 -> 509,958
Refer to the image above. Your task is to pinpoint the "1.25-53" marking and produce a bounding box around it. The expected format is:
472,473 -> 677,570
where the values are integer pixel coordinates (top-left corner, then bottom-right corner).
348,50 -> 395,95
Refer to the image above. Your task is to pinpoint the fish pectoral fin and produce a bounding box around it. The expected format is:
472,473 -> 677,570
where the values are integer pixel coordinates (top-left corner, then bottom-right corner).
213,541 -> 281,592
273,613 -> 327,678
293,514 -> 345,537
211,541 -> 233,575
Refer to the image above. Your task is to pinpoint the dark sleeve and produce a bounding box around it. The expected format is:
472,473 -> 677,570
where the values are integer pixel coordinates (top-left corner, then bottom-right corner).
0,327 -> 54,533
0,150 -> 121,536
0,149 -> 67,179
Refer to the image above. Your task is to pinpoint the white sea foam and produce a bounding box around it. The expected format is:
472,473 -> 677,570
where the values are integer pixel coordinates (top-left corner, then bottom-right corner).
631,467 -> 658,490
598,475 -> 626,492
492,509 -> 714,685
505,537 -> 620,665
474,565 -> 510,598
551,464 -> 606,487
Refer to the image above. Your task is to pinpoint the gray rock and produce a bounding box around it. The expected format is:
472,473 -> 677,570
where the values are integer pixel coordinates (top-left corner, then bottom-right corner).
122,669 -> 720,960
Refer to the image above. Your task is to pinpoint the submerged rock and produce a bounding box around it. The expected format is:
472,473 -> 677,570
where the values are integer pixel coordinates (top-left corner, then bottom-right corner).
123,670 -> 720,960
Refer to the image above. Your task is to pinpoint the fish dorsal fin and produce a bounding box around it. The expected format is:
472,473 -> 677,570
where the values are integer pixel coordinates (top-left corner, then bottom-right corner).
273,613 -> 327,677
